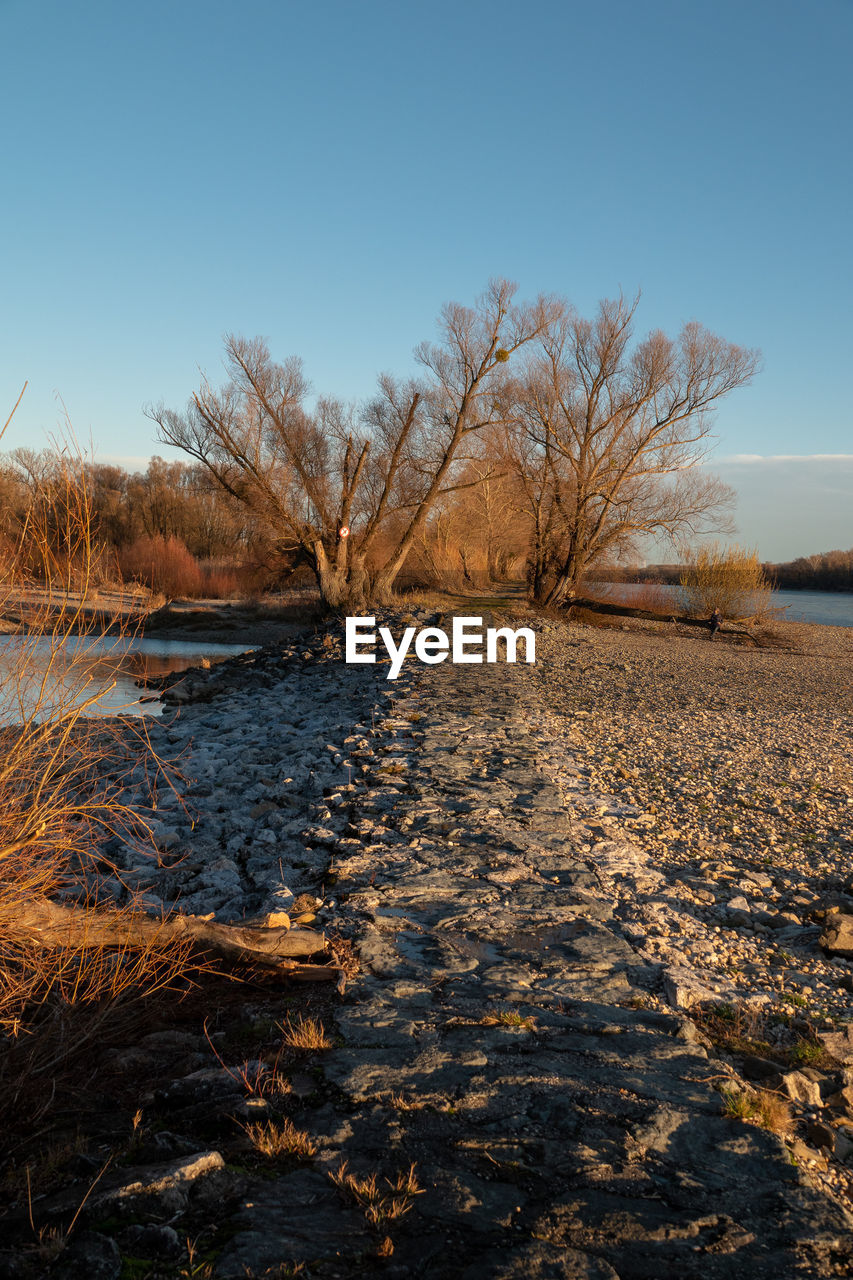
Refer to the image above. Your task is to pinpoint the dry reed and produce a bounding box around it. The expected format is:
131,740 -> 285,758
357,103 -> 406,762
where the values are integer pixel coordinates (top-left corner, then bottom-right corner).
0,396 -> 197,1131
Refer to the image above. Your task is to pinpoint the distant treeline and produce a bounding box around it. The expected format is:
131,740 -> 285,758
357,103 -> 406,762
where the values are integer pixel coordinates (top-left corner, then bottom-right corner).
762,549 -> 853,593
598,549 -> 853,594
4,444 -> 849,601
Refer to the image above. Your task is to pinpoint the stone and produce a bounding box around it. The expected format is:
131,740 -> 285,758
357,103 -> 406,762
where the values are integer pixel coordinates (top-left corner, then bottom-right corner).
820,911 -> 853,959
214,1171 -> 368,1276
662,966 -> 718,1010
827,1083 -> 853,1112
788,1138 -> 827,1168
726,895 -> 752,925
121,1223 -> 182,1259
802,1119 -> 835,1151
55,1232 -> 121,1280
781,1070 -> 823,1107
462,1243 -> 620,1279
818,1024 -> 853,1065
835,1127 -> 853,1163
740,1053 -> 783,1082
96,1150 -> 225,1216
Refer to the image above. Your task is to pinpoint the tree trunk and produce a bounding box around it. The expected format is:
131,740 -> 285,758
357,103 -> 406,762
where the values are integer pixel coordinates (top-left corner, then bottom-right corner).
543,536 -> 586,607
371,553 -> 410,604
315,554 -> 369,611
5,899 -> 339,980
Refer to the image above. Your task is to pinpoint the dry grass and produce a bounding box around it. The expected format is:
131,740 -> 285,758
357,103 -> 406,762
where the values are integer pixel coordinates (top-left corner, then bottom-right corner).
330,1160 -> 423,1227
720,1085 -> 792,1135
242,1117 -> 317,1161
385,1092 -> 431,1112
203,1018 -> 292,1099
0,400 -> 198,1131
179,1236 -> 215,1279
396,587 -> 457,612
482,1010 -> 536,1030
12,1150 -> 115,1271
692,1001 -> 835,1074
586,580 -> 676,615
277,1012 -> 333,1050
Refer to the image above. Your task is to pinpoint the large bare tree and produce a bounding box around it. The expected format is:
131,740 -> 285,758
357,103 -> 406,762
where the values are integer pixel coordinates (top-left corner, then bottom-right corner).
148,280 -> 557,608
514,296 -> 759,604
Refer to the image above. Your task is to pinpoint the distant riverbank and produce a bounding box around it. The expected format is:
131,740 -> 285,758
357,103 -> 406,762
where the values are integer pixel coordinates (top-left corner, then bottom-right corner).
596,581 -> 853,627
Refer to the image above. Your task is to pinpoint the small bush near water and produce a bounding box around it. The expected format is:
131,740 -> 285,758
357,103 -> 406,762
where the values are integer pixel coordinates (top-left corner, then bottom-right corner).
680,543 -> 773,619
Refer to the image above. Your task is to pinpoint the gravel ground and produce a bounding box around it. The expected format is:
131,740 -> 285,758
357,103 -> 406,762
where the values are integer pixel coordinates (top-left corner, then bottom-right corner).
511,611 -> 853,1203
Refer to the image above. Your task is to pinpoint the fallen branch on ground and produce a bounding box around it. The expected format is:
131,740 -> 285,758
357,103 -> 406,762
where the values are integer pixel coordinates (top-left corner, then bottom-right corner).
3,899 -> 339,980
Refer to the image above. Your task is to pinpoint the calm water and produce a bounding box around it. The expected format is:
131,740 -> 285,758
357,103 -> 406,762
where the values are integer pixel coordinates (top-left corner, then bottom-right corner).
0,634 -> 253,724
594,582 -> 853,627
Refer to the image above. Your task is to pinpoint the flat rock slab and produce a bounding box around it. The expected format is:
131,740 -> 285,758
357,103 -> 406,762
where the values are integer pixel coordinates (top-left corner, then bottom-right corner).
293,655 -> 853,1278
215,1171 -> 371,1277
27,628 -> 845,1279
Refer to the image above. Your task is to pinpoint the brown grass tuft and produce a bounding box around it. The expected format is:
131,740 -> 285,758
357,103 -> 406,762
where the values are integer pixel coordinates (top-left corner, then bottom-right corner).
482,1010 -> 536,1030
277,1013 -> 333,1050
242,1117 -> 317,1161
330,1160 -> 423,1228
721,1085 -> 792,1135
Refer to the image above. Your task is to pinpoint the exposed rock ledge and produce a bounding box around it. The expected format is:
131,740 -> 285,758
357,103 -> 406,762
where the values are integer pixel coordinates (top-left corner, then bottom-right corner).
4,614 -> 852,1278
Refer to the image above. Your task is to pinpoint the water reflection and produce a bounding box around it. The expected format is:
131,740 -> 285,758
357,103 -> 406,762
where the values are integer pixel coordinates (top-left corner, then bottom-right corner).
591,582 -> 853,627
0,634 -> 254,723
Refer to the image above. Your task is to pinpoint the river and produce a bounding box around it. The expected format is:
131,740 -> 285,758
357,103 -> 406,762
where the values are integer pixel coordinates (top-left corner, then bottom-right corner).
0,634 -> 253,725
594,583 -> 853,627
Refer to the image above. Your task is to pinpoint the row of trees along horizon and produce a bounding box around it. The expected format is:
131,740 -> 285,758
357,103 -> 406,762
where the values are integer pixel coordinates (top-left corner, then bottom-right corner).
3,280 -> 851,605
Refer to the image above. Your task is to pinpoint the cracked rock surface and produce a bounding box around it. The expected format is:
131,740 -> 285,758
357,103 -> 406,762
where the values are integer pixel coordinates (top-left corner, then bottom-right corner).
5,613 -> 853,1279
282,637 -> 850,1279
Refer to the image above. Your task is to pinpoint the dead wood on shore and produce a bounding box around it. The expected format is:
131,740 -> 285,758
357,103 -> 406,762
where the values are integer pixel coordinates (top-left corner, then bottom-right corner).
3,899 -> 339,980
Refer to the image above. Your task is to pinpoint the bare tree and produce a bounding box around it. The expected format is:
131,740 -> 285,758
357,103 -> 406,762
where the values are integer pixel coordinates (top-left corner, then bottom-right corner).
494,423 -> 574,599
148,280 -> 557,608
514,296 -> 759,604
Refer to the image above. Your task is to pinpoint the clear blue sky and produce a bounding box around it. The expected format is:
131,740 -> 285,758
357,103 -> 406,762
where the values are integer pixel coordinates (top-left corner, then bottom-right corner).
2,0 -> 851,561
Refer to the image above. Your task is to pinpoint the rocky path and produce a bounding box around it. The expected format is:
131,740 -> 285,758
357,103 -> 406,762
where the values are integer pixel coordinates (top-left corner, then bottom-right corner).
245,645 -> 847,1280
6,616 -> 853,1278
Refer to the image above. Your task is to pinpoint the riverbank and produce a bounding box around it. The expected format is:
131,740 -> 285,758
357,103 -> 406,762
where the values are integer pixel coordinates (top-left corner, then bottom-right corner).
2,610 -> 852,1276
0,588 -> 323,645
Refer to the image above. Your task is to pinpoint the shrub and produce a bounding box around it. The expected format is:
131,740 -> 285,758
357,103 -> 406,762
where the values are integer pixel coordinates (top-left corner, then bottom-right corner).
120,535 -> 202,598
199,561 -> 243,598
578,579 -> 676,615
680,543 -> 773,620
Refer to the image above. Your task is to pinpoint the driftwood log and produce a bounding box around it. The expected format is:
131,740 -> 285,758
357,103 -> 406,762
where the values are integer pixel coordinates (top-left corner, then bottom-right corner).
4,899 -> 340,982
